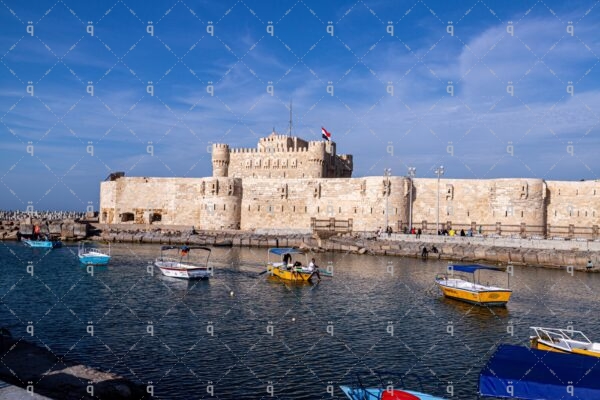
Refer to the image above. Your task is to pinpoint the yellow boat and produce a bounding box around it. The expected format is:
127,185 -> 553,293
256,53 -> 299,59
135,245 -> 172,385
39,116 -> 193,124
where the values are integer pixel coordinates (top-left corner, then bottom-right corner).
530,327 -> 600,358
265,247 -> 322,282
435,264 -> 512,306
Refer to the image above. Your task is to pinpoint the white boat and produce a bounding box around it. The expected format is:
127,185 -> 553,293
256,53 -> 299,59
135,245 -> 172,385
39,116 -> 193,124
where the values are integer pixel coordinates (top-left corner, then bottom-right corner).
78,242 -> 111,265
529,326 -> 600,358
154,245 -> 212,280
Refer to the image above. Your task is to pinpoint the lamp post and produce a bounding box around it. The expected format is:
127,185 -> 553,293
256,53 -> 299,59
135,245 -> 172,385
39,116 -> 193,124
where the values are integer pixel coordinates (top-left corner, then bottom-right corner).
434,165 -> 444,235
384,168 -> 391,231
408,167 -> 416,231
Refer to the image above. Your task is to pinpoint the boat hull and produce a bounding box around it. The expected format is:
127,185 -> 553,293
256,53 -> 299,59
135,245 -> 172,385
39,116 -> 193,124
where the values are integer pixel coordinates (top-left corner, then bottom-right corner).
340,386 -> 444,400
23,240 -> 62,248
155,261 -> 211,280
436,282 -> 511,306
267,264 -> 315,282
530,338 -> 600,358
79,255 -> 111,265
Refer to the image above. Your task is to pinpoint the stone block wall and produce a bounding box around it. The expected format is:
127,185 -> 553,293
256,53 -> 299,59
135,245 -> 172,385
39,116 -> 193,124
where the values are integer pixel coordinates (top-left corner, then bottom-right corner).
545,181 -> 600,235
99,174 -> 600,237
100,177 -> 242,230
239,177 -> 408,231
410,178 -> 545,234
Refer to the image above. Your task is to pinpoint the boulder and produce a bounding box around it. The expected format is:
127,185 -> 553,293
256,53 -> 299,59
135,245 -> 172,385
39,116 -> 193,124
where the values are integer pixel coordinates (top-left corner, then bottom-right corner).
73,223 -> 87,238
61,222 -> 75,239
49,222 -> 62,235
19,224 -> 33,235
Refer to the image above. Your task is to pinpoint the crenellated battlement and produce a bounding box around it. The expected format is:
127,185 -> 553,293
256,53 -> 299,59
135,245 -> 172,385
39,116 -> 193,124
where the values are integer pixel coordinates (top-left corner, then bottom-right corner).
220,132 -> 352,179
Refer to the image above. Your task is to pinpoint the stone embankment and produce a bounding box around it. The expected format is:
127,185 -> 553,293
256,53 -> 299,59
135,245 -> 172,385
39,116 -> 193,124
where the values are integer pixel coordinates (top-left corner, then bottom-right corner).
0,329 -> 148,399
2,219 -> 598,271
88,224 -> 599,271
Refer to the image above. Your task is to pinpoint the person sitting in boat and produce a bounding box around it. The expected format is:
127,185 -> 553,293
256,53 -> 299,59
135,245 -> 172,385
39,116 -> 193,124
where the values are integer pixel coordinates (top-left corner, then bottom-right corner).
283,253 -> 292,270
33,224 -> 40,240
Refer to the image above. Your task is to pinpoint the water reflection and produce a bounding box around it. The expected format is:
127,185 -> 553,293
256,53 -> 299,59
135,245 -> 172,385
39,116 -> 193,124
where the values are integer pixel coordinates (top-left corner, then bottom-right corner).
1,242 -> 599,399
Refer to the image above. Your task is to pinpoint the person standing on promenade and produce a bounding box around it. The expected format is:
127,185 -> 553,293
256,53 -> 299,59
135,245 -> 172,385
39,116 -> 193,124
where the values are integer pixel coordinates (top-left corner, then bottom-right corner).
417,228 -> 421,238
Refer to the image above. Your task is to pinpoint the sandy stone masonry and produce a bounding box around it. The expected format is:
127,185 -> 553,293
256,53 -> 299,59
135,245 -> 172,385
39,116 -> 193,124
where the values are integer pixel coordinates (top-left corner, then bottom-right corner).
100,133 -> 600,238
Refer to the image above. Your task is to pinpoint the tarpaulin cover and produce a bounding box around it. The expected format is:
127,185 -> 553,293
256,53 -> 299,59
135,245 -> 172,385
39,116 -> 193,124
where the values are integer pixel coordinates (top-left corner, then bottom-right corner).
449,264 -> 502,274
268,247 -> 304,255
479,344 -> 600,399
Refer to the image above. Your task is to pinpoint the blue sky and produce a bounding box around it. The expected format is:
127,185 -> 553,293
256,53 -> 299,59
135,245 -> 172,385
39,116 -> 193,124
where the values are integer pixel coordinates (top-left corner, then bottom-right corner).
1,0 -> 600,210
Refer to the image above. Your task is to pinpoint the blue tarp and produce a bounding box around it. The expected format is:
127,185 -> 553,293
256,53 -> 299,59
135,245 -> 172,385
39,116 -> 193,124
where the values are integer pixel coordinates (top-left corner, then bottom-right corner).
449,264 -> 502,274
479,344 -> 600,399
268,247 -> 304,255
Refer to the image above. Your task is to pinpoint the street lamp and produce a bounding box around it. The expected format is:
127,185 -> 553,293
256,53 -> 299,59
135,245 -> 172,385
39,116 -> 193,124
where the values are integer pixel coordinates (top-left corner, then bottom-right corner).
434,165 -> 444,235
384,168 -> 391,232
408,167 -> 416,231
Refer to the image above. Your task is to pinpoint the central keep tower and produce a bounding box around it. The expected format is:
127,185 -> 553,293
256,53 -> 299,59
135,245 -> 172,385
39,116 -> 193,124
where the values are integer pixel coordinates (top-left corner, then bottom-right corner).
211,131 -> 353,179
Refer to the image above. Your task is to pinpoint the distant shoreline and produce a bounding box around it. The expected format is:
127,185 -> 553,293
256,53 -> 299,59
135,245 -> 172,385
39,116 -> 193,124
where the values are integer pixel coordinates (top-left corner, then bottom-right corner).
2,217 -> 598,272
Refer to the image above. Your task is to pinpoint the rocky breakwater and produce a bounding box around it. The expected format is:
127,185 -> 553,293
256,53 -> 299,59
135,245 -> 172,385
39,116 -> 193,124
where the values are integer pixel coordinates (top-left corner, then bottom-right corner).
0,218 -> 89,241
91,225 -> 315,249
0,328 -> 148,399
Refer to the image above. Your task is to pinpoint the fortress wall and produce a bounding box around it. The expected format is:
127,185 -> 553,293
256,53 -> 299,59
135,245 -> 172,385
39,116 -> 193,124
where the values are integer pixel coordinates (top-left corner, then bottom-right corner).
410,178 -> 545,232
198,178 -> 242,230
240,177 -> 408,231
546,181 -> 600,228
227,150 -> 323,179
410,179 -> 490,231
99,178 -> 242,229
99,181 -> 117,224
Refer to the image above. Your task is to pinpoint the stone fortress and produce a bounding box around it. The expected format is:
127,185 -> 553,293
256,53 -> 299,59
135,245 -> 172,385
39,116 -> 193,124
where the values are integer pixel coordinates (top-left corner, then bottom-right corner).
100,131 -> 600,239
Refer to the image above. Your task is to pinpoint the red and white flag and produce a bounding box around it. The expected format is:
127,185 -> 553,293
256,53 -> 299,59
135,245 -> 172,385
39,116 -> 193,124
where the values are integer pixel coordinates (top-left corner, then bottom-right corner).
321,127 -> 331,141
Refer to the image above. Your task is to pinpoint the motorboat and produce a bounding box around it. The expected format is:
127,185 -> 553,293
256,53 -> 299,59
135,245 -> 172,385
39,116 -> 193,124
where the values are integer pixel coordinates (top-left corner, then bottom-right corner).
435,264 -> 511,306
78,242 -> 111,265
265,247 -> 325,282
529,326 -> 600,358
154,245 -> 212,279
22,237 -> 62,248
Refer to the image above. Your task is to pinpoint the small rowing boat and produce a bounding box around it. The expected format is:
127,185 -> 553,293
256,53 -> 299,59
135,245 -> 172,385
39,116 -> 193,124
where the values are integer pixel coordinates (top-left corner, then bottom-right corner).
23,238 -> 62,248
435,264 -> 511,306
265,247 -> 323,282
154,245 -> 212,280
529,326 -> 600,358
78,242 -> 111,265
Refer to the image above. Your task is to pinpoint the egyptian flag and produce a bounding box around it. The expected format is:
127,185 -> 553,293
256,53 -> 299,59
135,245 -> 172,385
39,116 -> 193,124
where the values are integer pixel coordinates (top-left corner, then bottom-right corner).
321,127 -> 331,141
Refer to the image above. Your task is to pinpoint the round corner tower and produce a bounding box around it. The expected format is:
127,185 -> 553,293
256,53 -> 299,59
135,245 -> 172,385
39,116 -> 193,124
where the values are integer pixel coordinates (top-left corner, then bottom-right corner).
212,143 -> 230,177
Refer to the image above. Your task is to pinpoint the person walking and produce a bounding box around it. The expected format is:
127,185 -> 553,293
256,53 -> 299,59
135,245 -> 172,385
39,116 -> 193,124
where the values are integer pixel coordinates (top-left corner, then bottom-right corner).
417,228 -> 421,239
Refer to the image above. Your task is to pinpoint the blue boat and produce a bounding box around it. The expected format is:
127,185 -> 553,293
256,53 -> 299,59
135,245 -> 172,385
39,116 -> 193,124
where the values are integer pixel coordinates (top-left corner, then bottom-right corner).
78,242 -> 111,265
340,371 -> 445,400
479,344 -> 600,399
23,239 -> 62,248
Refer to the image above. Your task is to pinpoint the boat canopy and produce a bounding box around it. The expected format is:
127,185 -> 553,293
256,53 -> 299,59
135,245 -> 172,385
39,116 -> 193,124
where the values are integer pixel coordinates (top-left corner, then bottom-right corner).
449,264 -> 503,274
268,247 -> 304,255
479,344 -> 600,399
160,245 -> 211,252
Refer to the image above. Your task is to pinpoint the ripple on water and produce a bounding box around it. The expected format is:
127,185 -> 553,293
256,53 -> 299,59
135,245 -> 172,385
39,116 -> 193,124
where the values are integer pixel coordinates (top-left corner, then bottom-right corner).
1,242 -> 599,399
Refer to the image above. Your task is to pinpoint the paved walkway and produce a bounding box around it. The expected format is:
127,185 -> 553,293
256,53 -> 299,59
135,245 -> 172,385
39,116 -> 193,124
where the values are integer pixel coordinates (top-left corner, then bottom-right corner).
0,380 -> 52,399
